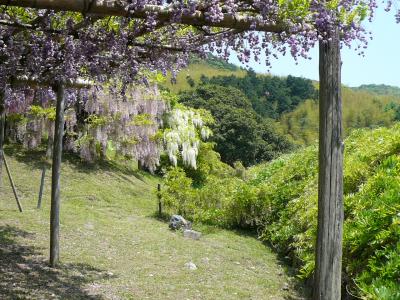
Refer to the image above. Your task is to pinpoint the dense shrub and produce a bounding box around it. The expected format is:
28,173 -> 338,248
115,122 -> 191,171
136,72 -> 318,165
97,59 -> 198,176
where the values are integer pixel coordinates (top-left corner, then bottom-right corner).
161,124 -> 400,299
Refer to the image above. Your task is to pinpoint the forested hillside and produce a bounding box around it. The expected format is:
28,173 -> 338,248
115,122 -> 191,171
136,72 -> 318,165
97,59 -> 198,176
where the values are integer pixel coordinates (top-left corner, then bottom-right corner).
353,84 -> 400,96
199,70 -> 317,119
277,87 -> 400,145
167,57 -> 400,148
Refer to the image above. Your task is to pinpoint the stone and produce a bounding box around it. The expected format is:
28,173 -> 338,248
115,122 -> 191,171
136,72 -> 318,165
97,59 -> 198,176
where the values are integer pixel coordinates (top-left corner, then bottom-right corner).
169,215 -> 192,230
84,223 -> 94,230
183,229 -> 201,240
201,257 -> 210,264
184,262 -> 197,270
16,263 -> 31,271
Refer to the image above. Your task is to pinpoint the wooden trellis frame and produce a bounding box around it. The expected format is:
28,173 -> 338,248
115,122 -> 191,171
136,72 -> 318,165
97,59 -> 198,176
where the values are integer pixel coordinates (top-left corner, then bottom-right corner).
0,2 -> 344,299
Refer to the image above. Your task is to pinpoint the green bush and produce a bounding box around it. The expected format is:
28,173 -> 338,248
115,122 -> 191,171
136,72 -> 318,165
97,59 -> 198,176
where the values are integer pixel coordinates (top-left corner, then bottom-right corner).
161,124 -> 400,299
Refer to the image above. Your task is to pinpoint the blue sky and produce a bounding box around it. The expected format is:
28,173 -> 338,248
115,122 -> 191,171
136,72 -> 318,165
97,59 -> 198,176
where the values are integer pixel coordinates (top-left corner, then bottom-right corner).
229,7 -> 400,87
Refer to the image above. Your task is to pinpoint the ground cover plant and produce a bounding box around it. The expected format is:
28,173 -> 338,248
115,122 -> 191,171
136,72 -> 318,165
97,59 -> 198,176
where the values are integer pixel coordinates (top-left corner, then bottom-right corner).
161,124 -> 400,299
0,145 -> 304,300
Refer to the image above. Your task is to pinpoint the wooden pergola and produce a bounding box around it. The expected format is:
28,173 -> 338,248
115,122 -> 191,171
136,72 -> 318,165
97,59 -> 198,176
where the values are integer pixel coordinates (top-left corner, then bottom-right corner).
0,1 -> 344,299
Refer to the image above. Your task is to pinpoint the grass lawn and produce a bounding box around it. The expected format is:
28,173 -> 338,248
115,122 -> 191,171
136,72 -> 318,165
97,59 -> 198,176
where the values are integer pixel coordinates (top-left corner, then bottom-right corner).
0,146 -> 308,300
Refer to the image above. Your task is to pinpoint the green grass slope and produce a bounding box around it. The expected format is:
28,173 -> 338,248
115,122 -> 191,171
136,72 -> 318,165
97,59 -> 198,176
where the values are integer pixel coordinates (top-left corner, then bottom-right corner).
0,146 -> 305,300
163,60 -> 246,94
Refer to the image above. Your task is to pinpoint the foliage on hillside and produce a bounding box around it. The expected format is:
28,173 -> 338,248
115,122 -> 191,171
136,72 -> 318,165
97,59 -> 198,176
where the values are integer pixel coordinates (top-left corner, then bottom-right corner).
277,88 -> 400,145
353,84 -> 400,97
179,84 -> 293,166
161,124 -> 400,299
200,69 -> 317,118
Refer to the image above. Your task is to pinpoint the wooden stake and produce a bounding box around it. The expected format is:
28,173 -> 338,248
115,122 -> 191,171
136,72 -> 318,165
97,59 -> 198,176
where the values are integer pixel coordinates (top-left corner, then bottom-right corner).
157,183 -> 162,216
37,133 -> 53,209
50,82 -> 65,267
313,27 -> 344,300
37,168 -> 46,209
2,153 -> 23,212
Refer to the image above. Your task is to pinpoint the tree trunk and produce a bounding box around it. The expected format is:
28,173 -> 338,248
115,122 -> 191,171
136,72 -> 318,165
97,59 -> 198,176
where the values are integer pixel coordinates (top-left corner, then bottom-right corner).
0,90 -> 5,188
313,27 -> 344,299
50,82 -> 65,267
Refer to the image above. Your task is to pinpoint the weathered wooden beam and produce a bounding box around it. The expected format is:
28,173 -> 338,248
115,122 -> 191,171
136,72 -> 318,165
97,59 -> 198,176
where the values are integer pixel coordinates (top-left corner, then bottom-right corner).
49,82 -> 65,267
11,76 -> 92,89
314,26 -> 344,300
0,1 -> 285,33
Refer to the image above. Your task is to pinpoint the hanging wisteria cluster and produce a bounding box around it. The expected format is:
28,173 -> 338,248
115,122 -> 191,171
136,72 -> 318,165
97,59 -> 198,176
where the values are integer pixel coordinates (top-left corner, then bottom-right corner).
164,107 -> 212,169
6,83 -> 213,171
73,84 -> 168,171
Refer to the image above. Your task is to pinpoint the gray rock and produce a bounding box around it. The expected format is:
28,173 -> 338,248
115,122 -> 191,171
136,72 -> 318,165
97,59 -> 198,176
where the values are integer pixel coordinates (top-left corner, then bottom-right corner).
16,263 -> 31,271
184,262 -> 197,270
201,257 -> 210,264
169,215 -> 192,230
183,229 -> 202,240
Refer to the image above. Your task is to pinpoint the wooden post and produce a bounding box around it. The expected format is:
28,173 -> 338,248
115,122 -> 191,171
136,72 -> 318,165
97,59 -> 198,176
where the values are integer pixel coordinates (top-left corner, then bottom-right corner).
37,168 -> 46,209
37,132 -> 53,209
157,183 -> 162,216
0,90 -> 5,188
313,27 -> 344,300
3,153 -> 23,212
50,82 -> 65,267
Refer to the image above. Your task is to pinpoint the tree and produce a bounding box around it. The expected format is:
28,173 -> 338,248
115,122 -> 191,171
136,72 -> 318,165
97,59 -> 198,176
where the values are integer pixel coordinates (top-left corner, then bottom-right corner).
179,84 -> 292,166
201,71 -> 316,118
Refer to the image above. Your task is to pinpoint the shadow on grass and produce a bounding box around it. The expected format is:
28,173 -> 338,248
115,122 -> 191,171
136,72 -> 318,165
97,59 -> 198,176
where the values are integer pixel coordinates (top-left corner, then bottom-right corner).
0,225 -> 110,300
4,143 -> 149,183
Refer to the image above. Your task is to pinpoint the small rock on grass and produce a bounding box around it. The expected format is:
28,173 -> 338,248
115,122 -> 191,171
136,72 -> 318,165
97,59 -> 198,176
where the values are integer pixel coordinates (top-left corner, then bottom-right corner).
183,229 -> 202,240
184,262 -> 198,270
201,257 -> 210,264
16,263 -> 31,271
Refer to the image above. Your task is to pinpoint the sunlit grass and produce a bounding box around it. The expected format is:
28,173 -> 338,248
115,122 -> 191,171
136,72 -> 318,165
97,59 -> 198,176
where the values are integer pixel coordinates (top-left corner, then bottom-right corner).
0,145 -> 306,299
